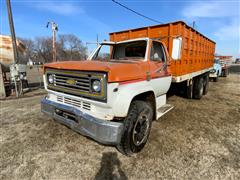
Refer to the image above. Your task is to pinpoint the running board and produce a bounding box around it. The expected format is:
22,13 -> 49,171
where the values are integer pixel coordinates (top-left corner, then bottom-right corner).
156,104 -> 174,119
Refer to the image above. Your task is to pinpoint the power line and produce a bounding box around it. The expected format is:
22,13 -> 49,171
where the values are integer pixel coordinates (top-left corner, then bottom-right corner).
112,0 -> 163,24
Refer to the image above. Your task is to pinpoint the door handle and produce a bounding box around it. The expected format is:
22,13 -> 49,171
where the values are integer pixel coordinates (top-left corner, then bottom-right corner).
146,71 -> 151,81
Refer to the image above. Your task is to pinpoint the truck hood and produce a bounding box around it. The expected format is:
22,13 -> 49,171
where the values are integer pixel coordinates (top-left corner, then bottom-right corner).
44,60 -> 147,83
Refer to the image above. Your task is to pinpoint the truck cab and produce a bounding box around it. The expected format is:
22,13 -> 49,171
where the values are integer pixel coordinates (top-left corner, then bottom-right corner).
41,38 -> 174,155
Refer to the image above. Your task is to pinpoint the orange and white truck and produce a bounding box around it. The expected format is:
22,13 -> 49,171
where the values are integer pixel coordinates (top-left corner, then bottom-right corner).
41,21 -> 215,155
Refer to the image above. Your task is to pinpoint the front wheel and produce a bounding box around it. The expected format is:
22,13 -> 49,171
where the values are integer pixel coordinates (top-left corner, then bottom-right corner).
213,75 -> 218,82
117,100 -> 153,156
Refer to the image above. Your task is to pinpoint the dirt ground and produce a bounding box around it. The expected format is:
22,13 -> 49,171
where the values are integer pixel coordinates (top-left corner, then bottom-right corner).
0,74 -> 239,180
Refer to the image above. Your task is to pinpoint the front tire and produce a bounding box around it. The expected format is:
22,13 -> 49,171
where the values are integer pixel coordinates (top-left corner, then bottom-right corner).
117,100 -> 153,156
213,75 -> 218,82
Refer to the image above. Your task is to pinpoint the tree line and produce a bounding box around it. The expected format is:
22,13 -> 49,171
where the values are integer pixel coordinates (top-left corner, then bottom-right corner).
20,34 -> 88,63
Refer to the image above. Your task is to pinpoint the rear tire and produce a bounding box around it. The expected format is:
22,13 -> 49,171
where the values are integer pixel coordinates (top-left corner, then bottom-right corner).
117,100 -> 153,156
203,75 -> 209,95
223,69 -> 228,77
186,79 -> 193,99
193,77 -> 204,99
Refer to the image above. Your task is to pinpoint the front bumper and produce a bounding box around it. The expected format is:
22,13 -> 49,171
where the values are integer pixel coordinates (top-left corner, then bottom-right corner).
41,97 -> 123,145
209,72 -> 217,78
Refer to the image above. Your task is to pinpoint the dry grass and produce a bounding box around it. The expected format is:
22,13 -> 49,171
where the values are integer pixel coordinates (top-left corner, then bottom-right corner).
0,74 -> 239,180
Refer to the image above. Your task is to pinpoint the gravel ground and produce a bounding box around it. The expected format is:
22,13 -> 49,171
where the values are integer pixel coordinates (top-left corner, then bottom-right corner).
0,74 -> 239,180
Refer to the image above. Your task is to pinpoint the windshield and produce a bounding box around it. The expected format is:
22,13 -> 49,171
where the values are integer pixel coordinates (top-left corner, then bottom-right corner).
92,40 -> 147,61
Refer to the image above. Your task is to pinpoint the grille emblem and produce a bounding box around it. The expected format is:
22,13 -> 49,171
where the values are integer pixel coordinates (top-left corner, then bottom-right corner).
66,79 -> 77,85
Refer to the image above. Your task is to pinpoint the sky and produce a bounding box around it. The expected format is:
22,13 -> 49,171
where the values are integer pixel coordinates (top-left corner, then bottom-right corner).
1,0 -> 240,57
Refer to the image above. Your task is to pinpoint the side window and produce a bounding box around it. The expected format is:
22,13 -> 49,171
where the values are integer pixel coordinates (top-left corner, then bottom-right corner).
150,41 -> 166,62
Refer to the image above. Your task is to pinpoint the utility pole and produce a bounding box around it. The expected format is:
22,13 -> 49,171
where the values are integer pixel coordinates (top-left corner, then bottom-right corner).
6,0 -> 18,64
46,21 -> 58,62
6,0 -> 20,97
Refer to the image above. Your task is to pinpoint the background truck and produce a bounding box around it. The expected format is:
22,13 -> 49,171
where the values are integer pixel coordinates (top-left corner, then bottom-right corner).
235,58 -> 240,64
209,59 -> 222,82
41,21 -> 215,155
215,55 -> 232,77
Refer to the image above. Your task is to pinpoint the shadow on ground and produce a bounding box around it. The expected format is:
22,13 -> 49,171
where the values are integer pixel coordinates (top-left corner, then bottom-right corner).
95,152 -> 128,180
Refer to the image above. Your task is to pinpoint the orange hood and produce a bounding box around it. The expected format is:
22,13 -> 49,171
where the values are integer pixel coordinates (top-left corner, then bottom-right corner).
44,60 -> 148,82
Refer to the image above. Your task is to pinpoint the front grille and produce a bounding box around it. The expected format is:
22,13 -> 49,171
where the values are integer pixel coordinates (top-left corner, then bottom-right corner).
46,69 -> 107,101
54,74 -> 91,92
57,95 -> 63,102
57,95 -> 91,111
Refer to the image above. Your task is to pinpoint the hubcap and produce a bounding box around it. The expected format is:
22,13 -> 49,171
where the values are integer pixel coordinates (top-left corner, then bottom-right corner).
132,108 -> 151,146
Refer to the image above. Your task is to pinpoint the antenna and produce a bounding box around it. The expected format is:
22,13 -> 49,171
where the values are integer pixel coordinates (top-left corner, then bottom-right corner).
193,21 -> 196,29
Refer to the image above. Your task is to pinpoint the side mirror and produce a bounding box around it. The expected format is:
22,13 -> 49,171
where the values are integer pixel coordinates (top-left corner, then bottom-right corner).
172,37 -> 182,60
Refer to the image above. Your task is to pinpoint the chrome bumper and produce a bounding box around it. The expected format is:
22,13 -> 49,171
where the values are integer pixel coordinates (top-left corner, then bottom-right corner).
209,72 -> 217,78
41,97 -> 123,145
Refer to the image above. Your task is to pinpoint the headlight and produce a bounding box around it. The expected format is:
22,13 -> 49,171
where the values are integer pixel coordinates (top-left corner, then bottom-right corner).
20,73 -> 24,80
48,74 -> 54,84
210,69 -> 216,73
92,80 -> 101,92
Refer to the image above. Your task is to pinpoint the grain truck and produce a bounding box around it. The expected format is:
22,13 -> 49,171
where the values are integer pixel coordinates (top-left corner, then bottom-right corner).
41,21 -> 215,155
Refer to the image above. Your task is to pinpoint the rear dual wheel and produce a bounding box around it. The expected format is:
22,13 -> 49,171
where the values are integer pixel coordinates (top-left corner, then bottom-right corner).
203,75 -> 209,95
187,75 -> 208,99
223,69 -> 228,77
193,77 -> 204,99
186,79 -> 194,99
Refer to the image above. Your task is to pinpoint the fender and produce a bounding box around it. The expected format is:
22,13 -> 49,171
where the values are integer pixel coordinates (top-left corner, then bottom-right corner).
111,80 -> 155,117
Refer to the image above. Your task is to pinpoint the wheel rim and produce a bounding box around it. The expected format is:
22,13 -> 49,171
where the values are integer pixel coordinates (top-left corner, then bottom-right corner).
132,108 -> 151,146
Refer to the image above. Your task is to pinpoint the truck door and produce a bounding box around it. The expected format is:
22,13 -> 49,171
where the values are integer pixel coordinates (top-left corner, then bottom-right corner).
149,40 -> 171,96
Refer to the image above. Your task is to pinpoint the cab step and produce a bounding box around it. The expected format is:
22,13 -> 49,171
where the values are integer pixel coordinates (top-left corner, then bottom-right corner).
156,104 -> 174,119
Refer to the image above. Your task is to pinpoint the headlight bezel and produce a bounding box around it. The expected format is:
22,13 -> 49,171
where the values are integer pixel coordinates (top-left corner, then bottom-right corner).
91,79 -> 102,93
48,74 -> 54,84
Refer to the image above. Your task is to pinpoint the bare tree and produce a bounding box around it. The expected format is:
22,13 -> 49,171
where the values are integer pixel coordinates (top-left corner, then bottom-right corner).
35,37 -> 53,63
19,38 -> 36,63
19,34 -> 87,63
58,34 -> 87,61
